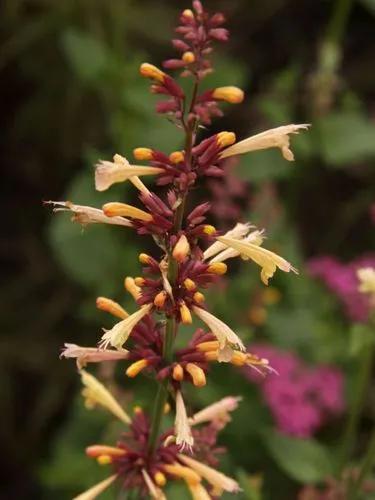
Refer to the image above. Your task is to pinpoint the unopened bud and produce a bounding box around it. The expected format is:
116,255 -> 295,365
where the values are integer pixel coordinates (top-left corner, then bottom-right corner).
97,455 -> 112,465
126,359 -> 149,378
163,402 -> 171,414
184,278 -> 196,291
133,405 -> 142,414
139,63 -> 165,83
139,253 -> 151,264
103,202 -> 153,222
134,277 -> 145,286
182,51 -> 195,64
169,151 -> 184,164
154,471 -> 167,487
208,262 -> 227,275
133,147 -> 153,160
154,290 -> 167,308
180,302 -> 192,324
172,234 -> 190,262
203,224 -> 216,235
182,9 -> 194,18
216,131 -> 236,148
193,291 -> 205,304
96,297 -> 129,319
172,363 -> 184,381
212,86 -> 244,104
124,277 -> 141,300
185,363 -> 206,387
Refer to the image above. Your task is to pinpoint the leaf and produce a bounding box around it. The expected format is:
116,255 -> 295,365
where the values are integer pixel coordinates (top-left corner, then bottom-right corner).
263,430 -> 334,483
314,111 -> 375,166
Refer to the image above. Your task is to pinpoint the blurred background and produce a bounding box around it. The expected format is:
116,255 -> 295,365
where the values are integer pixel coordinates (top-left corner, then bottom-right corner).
1,0 -> 374,498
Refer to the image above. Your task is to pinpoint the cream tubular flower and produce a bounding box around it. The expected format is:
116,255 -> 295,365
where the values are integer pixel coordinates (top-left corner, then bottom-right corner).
357,267 -> 375,296
175,390 -> 194,451
113,154 -> 151,194
95,157 -> 163,192
99,304 -> 152,350
61,343 -> 129,369
219,124 -> 310,161
80,370 -> 131,424
210,229 -> 265,264
178,454 -> 241,493
217,235 -> 298,285
192,306 -> 245,360
73,474 -> 117,500
203,222 -> 252,260
189,396 -> 242,426
46,201 -> 132,227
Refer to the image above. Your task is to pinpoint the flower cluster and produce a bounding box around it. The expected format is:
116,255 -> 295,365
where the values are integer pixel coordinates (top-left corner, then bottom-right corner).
308,255 -> 375,322
243,344 -> 345,438
50,2 -> 308,498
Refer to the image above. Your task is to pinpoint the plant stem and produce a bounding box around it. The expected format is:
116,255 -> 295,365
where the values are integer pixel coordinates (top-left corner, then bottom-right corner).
348,430 -> 375,499
338,347 -> 373,474
147,74 -> 199,457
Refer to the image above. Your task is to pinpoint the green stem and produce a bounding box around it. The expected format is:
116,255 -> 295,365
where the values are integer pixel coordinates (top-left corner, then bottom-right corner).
348,430 -> 375,499
338,347 -> 373,474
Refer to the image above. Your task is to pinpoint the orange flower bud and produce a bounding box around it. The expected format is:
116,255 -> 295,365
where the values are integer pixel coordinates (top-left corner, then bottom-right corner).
96,297 -> 129,319
208,262 -> 227,275
154,290 -> 167,308
182,51 -> 195,64
172,234 -> 190,262
154,471 -> 167,487
139,253 -> 152,264
133,147 -> 153,160
86,445 -> 126,458
216,131 -> 236,148
134,277 -> 145,286
193,291 -> 205,304
126,359 -> 149,378
103,202 -> 153,222
202,224 -> 216,235
182,9 -> 194,18
169,151 -> 184,164
183,278 -> 196,291
139,62 -> 165,82
185,363 -> 206,387
97,455 -> 112,465
124,277 -> 141,300
180,302 -> 192,324
172,363 -> 184,381
212,86 -> 244,104
196,340 -> 220,352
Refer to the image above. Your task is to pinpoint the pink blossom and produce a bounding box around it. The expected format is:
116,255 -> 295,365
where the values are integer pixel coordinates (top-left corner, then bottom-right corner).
243,343 -> 345,438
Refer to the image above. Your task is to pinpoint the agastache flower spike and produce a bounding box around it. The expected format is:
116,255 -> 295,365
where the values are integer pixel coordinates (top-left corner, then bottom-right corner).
53,3 -> 307,498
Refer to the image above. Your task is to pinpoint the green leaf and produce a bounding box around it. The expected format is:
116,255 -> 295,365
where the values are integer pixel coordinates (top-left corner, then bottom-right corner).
349,323 -> 375,357
263,430 -> 334,483
314,111 -> 375,166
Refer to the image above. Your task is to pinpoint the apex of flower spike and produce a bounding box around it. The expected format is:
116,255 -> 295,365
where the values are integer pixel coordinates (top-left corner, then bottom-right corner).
212,86 -> 244,104
139,62 -> 166,83
182,8 -> 194,19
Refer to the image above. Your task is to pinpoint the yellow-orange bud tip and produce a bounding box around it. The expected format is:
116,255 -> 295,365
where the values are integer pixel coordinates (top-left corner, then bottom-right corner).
133,147 -> 153,160
217,131 -> 236,148
208,262 -> 227,275
169,151 -> 185,164
182,51 -> 195,64
213,86 -> 245,104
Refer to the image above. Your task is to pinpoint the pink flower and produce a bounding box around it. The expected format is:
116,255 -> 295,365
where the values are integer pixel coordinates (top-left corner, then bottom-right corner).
243,343 -> 345,438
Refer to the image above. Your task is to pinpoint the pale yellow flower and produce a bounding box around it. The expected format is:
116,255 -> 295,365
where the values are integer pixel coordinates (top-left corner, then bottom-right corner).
73,474 -> 117,500
203,222 -> 253,260
80,370 -> 130,424
95,158 -> 163,192
219,124 -> 310,161
179,454 -> 240,493
357,267 -> 375,296
209,229 -> 264,264
192,306 -> 245,360
113,154 -> 151,194
46,201 -> 132,227
175,390 -> 194,451
217,235 -> 298,285
99,304 -> 152,350
189,396 -> 242,426
61,343 -> 129,369
186,481 -> 211,500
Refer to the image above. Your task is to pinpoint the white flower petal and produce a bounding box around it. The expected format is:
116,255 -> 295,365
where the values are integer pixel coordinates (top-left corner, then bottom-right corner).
175,391 -> 194,451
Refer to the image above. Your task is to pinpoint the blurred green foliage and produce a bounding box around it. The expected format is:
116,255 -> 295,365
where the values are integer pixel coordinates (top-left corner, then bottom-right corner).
1,0 -> 374,498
